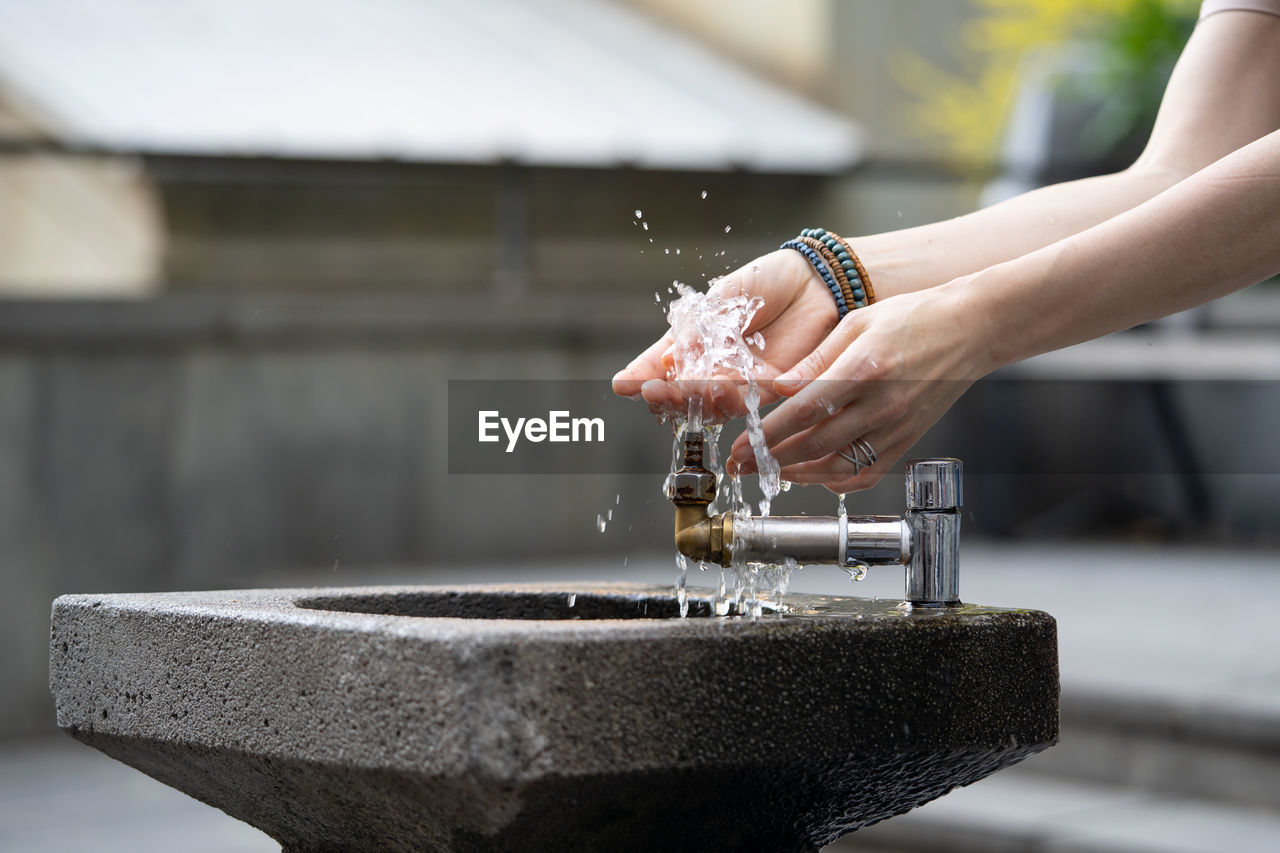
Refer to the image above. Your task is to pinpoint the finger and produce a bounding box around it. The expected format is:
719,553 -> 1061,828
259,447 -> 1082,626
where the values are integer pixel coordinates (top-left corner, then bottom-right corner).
771,309 -> 870,396
726,317 -> 872,461
613,333 -> 674,397
764,402 -> 877,469
733,407 -> 858,476
641,379 -> 729,421
640,380 -> 682,415
729,315 -> 879,463
709,381 -> 750,421
729,376 -> 858,468
781,428 -> 913,493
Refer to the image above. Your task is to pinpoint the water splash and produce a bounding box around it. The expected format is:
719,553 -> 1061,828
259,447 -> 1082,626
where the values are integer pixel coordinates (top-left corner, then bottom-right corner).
659,281 -> 796,618
663,281 -> 780,514
836,493 -> 866,581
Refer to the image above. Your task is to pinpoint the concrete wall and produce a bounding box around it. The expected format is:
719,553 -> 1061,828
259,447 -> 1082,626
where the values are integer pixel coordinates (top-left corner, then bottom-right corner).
151,160 -> 828,293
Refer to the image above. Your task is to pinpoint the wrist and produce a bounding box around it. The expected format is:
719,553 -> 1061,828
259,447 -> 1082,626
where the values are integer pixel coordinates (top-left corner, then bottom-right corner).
846,234 -> 921,302
931,274 -> 1010,378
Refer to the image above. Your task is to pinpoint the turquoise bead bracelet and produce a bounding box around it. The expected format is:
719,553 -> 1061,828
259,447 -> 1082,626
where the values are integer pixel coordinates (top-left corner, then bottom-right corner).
784,227 -> 877,313
779,239 -> 848,317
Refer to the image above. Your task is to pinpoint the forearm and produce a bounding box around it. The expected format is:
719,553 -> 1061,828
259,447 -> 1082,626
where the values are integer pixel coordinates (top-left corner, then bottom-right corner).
852,165 -> 1185,299
963,129 -> 1280,371
854,9 -> 1280,301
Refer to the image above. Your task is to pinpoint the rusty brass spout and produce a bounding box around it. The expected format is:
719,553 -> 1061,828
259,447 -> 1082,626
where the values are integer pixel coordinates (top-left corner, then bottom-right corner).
666,430 -> 733,566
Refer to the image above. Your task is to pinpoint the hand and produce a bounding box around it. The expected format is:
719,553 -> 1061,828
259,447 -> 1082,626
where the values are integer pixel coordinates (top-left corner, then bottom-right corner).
611,249 -> 839,421
728,282 -> 992,493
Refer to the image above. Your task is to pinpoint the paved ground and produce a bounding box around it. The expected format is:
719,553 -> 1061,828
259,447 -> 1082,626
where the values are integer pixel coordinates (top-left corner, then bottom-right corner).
7,541 -> 1280,852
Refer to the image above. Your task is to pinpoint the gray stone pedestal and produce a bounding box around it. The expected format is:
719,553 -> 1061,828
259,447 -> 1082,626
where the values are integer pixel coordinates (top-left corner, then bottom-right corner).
50,584 -> 1058,852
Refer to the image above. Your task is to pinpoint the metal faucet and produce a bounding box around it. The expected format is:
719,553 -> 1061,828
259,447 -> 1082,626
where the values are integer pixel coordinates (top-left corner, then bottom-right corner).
667,431 -> 962,607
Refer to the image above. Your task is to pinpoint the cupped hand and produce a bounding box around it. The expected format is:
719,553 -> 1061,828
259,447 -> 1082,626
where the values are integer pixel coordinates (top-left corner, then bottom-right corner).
728,282 -> 993,493
611,249 -> 839,421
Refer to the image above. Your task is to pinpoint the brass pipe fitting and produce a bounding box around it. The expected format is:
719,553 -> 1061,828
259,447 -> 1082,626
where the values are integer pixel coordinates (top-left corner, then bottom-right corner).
674,508 -> 733,567
666,431 -> 732,566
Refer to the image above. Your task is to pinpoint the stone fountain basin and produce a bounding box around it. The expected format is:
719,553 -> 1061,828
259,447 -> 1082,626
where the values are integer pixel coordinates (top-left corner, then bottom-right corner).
50,583 -> 1058,853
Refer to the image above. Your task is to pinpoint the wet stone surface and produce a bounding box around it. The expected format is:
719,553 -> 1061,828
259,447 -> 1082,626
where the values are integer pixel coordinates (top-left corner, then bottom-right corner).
49,584 -> 1059,852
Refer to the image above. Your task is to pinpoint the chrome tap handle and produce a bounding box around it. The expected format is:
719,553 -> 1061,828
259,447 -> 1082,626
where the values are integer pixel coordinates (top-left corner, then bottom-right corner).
905,458 -> 962,607
906,458 -> 963,511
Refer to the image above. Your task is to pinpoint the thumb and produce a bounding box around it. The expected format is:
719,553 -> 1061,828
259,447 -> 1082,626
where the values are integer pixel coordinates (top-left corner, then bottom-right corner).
772,316 -> 864,396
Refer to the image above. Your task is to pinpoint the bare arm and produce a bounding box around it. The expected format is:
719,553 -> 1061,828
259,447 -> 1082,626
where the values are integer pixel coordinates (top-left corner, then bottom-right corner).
617,10 -> 1280,439
731,126 -> 1280,490
973,127 -> 1280,370
859,9 -> 1280,300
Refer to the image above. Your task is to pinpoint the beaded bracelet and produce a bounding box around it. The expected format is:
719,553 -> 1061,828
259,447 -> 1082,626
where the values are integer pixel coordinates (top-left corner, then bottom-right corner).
778,239 -> 848,316
781,227 -> 877,316
796,235 -> 857,309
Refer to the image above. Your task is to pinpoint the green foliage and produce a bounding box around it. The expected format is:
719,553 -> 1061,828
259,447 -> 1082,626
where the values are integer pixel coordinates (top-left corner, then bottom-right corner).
1070,0 -> 1198,156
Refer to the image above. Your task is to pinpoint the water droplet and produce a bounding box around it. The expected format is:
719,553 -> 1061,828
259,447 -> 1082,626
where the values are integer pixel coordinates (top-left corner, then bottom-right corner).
843,562 -> 869,582
664,248 -> 669,254
897,210 -> 903,218
700,190 -> 708,199
567,593 -> 577,607
723,225 -> 732,233
675,248 -> 681,254
596,514 -> 607,533
642,221 -> 649,231
607,509 -> 613,521
616,494 -> 620,504
635,209 -> 643,218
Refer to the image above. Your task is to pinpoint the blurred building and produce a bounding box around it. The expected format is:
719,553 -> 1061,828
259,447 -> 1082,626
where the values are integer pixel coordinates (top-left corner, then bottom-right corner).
0,0 -> 868,297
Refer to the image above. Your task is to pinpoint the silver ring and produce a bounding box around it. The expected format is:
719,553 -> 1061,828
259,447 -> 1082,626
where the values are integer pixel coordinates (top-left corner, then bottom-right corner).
836,447 -> 862,473
852,436 -> 878,466
837,436 -> 877,473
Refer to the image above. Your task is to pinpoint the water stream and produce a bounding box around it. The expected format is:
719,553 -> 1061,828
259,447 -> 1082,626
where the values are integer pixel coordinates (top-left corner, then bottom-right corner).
662,282 -> 802,617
